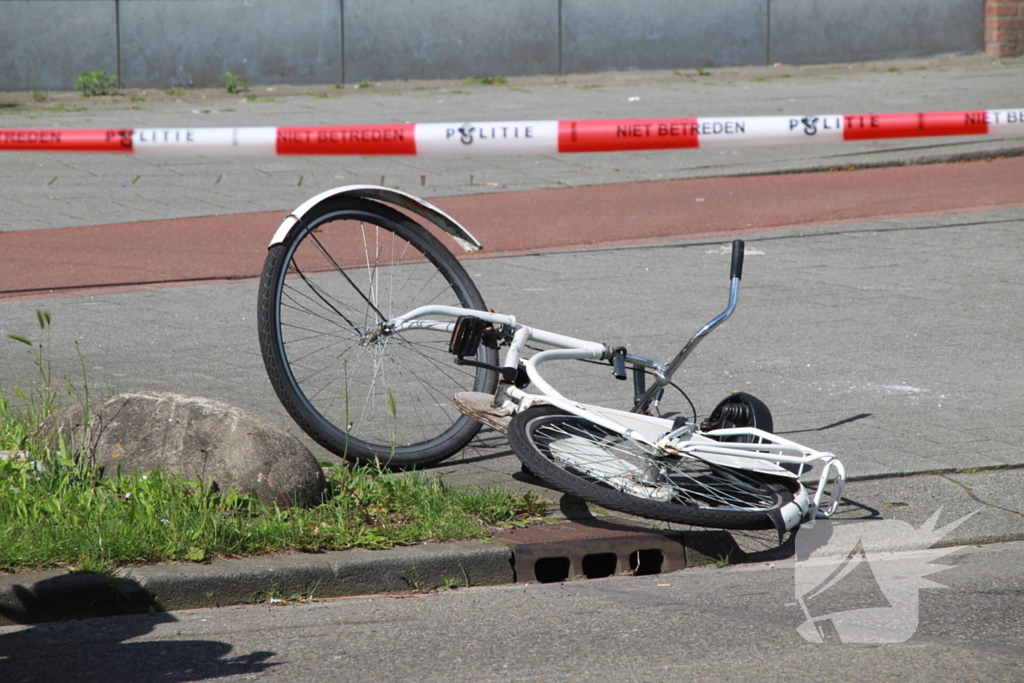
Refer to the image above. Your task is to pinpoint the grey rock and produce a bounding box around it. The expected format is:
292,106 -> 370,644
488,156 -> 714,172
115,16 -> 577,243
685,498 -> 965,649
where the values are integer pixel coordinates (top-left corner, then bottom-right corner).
38,391 -> 326,508
0,449 -> 45,473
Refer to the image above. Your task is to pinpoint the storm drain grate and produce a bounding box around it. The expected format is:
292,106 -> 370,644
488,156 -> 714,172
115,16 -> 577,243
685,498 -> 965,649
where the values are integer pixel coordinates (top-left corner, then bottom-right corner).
492,521 -> 690,583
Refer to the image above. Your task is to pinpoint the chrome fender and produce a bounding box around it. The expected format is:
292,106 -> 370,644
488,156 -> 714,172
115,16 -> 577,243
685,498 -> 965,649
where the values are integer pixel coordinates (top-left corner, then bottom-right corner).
268,185 -> 483,253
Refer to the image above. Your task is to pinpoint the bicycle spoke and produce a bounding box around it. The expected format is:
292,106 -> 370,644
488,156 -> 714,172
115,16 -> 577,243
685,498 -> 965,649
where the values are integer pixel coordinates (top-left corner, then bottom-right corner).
281,275 -> 373,334
532,419 -> 779,512
309,228 -> 389,323
261,200 -> 496,465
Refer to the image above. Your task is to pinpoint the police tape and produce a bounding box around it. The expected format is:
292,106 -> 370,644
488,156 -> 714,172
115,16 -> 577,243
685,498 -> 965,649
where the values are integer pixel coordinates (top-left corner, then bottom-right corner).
1,110 -> 1022,156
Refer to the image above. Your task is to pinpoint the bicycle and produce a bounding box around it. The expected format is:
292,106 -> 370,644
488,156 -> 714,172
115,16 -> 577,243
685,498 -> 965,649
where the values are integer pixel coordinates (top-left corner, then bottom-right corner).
257,185 -> 846,533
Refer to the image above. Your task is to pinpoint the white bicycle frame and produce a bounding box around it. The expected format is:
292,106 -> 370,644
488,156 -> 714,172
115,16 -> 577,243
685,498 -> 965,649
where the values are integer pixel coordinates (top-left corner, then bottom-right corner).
386,296 -> 847,530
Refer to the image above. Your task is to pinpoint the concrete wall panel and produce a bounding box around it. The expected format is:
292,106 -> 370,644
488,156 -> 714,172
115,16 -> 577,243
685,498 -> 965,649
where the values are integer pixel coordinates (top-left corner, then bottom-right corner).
562,0 -> 768,73
0,1 -> 118,91
0,0 -> 990,92
770,0 -> 985,65
119,0 -> 342,88
343,0 -> 560,82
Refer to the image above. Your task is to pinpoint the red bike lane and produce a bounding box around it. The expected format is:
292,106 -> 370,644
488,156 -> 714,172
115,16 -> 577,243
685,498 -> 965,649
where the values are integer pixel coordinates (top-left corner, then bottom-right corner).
2,156 -> 1022,301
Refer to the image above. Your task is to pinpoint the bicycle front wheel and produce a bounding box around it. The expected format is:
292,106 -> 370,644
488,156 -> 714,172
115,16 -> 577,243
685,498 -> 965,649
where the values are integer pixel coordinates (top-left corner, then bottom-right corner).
508,406 -> 796,530
258,198 -> 498,468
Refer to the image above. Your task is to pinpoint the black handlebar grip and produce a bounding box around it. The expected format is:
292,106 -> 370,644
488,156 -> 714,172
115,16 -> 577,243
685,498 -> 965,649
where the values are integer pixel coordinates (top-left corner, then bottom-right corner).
731,240 -> 745,280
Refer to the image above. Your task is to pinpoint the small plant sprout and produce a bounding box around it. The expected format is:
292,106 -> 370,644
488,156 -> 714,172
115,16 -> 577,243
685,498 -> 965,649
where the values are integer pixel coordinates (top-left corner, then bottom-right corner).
31,80 -> 48,102
220,71 -> 250,94
75,71 -> 119,97
7,310 -> 55,414
713,552 -> 735,568
387,389 -> 398,449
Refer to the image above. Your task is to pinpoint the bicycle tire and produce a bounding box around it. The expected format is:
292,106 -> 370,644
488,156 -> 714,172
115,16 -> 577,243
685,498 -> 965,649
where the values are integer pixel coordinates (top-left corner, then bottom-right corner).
508,405 -> 797,530
258,197 -> 498,468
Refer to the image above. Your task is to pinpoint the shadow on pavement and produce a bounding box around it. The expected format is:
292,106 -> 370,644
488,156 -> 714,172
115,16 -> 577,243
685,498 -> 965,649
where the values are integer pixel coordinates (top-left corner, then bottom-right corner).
0,574 -> 278,682
777,413 -> 873,436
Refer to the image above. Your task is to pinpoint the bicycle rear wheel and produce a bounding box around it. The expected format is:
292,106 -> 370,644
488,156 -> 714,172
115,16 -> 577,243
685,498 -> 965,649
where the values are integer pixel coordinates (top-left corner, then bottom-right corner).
258,197 -> 498,468
508,406 -> 796,530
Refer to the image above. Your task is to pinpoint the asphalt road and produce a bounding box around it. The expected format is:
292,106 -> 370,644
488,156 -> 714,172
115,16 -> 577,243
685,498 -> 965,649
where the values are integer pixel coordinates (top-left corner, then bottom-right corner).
2,540 -> 1022,682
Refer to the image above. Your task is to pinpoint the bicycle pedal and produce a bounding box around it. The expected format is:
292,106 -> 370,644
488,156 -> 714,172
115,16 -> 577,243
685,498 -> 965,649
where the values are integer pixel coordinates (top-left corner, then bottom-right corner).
453,392 -> 513,434
449,315 -> 487,356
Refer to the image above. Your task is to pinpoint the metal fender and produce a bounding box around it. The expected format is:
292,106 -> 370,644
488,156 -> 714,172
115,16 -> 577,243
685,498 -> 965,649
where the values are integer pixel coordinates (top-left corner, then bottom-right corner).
268,185 -> 483,253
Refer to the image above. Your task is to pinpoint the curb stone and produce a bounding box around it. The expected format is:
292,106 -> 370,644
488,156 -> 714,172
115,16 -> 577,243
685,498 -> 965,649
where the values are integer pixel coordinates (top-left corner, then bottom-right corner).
2,469 -> 1022,626
0,541 -> 514,626
0,517 -> 743,626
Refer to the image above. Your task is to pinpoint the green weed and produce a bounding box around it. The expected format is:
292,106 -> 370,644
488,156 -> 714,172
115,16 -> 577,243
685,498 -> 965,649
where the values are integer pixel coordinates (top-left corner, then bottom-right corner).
220,71 -> 250,94
75,70 -> 119,97
467,76 -> 507,85
712,552 -> 735,568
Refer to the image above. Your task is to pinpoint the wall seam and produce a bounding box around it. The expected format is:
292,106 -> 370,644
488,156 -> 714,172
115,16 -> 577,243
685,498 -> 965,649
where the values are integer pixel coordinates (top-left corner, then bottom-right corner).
115,0 -> 123,85
558,0 -> 564,75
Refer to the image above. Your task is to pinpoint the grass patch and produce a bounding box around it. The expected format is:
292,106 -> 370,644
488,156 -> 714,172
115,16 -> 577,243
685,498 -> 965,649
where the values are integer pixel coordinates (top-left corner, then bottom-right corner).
0,312 -> 547,576
50,104 -> 89,113
0,438 -> 546,575
467,76 -> 507,85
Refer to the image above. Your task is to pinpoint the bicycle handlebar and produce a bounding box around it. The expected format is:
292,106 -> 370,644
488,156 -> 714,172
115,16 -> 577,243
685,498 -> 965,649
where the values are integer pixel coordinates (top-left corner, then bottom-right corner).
731,240 -> 745,280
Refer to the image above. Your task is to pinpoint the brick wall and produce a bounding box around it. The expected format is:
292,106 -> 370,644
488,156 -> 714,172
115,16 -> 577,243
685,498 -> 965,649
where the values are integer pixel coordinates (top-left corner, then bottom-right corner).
987,0 -> 1024,56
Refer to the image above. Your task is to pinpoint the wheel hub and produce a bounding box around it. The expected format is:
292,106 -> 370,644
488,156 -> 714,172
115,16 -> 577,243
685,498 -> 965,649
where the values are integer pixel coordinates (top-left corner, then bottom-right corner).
361,322 -> 392,345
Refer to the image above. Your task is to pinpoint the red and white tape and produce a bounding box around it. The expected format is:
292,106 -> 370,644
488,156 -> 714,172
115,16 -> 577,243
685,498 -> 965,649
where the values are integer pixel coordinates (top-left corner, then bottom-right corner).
1,110 -> 1022,156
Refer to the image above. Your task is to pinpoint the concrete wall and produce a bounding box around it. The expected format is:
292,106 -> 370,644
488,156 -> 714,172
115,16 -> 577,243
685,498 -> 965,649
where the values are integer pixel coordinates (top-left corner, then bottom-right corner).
120,0 -> 342,88
344,0 -> 560,82
771,0 -> 985,65
0,1 -> 118,92
561,0 -> 769,73
0,0 -> 986,92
